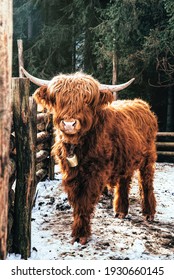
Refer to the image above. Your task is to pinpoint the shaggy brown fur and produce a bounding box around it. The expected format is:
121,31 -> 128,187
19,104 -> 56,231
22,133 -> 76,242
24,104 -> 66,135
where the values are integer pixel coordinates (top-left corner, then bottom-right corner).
34,72 -> 158,245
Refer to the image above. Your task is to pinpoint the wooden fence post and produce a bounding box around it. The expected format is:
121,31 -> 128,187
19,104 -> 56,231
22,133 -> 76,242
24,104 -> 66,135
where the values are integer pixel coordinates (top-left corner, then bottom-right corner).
12,78 -> 37,259
17,39 -> 24,78
48,115 -> 55,180
0,0 -> 13,260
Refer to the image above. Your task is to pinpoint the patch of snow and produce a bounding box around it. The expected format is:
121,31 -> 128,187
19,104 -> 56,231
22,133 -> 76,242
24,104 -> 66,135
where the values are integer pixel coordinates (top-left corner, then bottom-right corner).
7,163 -> 174,260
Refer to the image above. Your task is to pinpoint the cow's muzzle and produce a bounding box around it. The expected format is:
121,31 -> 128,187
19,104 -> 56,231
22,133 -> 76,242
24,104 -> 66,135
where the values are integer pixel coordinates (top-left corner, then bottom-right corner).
60,119 -> 81,134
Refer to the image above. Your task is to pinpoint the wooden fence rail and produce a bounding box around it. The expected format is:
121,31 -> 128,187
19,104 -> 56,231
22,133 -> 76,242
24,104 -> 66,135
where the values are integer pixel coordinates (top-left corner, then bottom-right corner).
156,132 -> 174,162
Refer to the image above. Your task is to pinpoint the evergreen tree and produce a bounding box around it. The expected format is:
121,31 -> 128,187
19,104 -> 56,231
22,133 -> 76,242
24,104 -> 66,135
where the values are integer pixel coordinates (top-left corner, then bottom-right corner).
12,0 -> 174,131
13,0 -> 106,78
93,0 -> 169,83
13,0 -> 74,78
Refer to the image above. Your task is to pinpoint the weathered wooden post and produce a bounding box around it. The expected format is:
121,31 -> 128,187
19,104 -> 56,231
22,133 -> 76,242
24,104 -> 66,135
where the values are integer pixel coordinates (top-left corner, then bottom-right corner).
17,39 -> 24,78
48,115 -> 55,180
0,0 -> 13,260
12,78 -> 37,259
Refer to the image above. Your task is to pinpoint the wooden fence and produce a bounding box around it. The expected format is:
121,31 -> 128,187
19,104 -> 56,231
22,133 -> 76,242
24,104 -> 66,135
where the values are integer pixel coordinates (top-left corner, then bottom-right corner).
156,132 -> 174,163
8,78 -> 54,259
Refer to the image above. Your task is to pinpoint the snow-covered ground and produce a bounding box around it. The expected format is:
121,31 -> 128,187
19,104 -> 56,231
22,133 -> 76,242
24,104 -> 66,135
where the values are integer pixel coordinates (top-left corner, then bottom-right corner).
7,163 -> 174,260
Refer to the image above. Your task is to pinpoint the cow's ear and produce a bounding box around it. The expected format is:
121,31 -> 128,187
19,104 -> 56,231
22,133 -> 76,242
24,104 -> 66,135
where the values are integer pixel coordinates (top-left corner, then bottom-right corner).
99,89 -> 114,105
33,85 -> 54,110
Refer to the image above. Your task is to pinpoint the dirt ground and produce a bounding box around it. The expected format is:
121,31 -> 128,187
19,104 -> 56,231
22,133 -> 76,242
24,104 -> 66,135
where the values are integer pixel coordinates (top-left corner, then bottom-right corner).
29,163 -> 174,260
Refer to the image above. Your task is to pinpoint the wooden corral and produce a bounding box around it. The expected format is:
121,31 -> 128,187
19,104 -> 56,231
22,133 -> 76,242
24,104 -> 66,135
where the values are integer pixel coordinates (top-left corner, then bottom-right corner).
6,85 -> 174,259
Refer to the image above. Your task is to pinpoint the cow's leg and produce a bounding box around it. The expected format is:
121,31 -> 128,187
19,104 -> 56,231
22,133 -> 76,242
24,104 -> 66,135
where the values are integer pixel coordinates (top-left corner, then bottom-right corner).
113,176 -> 131,218
138,155 -> 156,221
71,207 -> 92,245
66,185 -> 101,245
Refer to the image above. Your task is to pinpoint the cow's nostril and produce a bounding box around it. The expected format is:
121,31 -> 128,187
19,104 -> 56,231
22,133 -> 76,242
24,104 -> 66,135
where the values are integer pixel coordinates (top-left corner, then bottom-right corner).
60,120 -> 65,127
72,121 -> 76,127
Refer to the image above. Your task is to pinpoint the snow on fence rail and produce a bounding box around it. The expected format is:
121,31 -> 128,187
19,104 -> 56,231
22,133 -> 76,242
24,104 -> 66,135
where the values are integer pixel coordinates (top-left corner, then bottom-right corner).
8,77 -> 54,259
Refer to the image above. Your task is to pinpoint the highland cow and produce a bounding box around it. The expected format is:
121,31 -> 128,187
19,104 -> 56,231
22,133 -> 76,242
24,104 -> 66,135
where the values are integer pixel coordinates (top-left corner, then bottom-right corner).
22,68 -> 158,245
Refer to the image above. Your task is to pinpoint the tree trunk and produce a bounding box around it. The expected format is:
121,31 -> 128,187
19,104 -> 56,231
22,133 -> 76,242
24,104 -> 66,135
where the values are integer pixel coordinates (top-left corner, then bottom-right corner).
0,0 -> 13,260
112,51 -> 117,85
166,86 -> 174,132
72,24 -> 76,72
112,49 -> 118,100
28,14 -> 33,40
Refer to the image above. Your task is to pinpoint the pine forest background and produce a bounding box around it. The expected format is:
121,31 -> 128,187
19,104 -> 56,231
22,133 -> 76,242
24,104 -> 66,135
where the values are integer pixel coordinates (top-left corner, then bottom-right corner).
13,0 -> 174,131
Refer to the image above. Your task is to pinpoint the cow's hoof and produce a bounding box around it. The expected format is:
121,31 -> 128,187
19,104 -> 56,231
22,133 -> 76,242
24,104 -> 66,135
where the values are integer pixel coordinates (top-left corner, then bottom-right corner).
115,212 -> 126,219
144,214 -> 154,222
71,236 -> 88,245
79,237 -> 87,245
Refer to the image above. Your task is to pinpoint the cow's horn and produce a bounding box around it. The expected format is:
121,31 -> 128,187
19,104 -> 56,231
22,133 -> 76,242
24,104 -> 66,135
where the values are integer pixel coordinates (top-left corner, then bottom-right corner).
20,66 -> 50,86
99,78 -> 135,92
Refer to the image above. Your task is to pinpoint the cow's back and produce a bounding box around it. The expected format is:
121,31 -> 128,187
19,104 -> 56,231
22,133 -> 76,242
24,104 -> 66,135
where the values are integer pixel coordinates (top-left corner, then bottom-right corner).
111,98 -> 158,142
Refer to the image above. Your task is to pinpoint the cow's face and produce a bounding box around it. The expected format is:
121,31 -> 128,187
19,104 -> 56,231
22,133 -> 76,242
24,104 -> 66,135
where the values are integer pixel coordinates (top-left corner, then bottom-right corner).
34,73 -> 113,143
